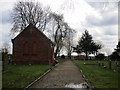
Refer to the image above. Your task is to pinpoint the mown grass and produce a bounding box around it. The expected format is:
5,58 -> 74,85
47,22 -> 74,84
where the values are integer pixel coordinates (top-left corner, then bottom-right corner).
96,60 -> 119,71
74,60 -> 119,88
2,64 -> 52,88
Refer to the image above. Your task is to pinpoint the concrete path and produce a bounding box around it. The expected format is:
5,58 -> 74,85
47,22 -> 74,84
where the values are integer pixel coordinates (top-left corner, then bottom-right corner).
29,60 -> 86,88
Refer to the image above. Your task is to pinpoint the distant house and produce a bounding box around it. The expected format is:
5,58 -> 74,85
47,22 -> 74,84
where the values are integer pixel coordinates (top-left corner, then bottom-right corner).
12,23 -> 55,65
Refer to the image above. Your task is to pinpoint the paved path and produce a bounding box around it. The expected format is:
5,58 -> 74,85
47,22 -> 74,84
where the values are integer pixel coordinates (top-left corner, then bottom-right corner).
29,60 -> 86,88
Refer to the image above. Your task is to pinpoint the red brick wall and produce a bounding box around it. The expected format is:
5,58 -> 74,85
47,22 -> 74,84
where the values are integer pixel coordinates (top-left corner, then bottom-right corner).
12,24 -> 54,65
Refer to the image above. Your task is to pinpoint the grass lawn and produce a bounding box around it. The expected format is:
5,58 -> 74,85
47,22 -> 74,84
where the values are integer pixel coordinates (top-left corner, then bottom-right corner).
74,60 -> 119,88
96,60 -> 120,71
2,64 -> 52,88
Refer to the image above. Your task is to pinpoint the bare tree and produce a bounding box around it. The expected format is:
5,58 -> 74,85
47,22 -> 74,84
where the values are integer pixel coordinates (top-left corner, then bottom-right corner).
52,13 -> 65,58
11,1 -> 51,33
64,24 -> 75,58
49,13 -> 71,58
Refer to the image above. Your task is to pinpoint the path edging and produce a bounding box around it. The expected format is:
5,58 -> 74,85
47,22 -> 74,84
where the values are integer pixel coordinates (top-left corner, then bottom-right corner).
73,60 -> 94,89
25,69 -> 51,89
24,63 -> 60,89
80,69 -> 94,88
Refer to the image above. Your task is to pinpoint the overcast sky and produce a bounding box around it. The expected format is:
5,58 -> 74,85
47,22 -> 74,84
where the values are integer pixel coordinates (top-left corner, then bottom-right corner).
0,0 -> 119,55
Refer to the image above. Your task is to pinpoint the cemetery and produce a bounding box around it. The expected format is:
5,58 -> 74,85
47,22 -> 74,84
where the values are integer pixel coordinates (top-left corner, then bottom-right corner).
74,60 -> 119,88
2,54 -> 119,88
1,0 -> 120,89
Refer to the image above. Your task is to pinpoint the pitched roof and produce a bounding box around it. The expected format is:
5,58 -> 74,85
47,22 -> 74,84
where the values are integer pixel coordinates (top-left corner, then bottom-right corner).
12,23 -> 54,45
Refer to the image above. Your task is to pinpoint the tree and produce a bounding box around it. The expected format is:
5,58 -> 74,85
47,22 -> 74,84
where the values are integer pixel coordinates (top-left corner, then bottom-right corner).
110,51 -> 120,60
11,1 -> 50,33
116,41 -> 120,53
73,45 -> 82,56
110,41 -> 120,60
64,24 -> 75,58
74,30 -> 102,60
90,41 -> 102,55
95,53 -> 105,60
51,13 -> 65,58
49,13 -> 73,58
78,30 -> 92,60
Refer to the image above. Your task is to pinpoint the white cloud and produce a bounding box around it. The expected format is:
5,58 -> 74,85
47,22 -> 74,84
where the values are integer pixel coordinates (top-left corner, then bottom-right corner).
0,23 -> 13,53
0,1 -> 15,11
0,0 -> 119,55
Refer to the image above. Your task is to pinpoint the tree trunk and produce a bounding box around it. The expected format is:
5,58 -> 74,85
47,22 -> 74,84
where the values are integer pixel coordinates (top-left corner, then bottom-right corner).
68,52 -> 71,59
54,51 -> 57,59
85,52 -> 88,60
54,47 -> 59,58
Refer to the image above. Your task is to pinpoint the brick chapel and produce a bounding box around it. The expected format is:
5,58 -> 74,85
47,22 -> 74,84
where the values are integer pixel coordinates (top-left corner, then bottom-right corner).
12,23 -> 55,65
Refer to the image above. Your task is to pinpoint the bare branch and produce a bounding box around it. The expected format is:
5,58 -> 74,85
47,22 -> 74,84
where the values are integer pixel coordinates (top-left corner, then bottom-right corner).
11,1 -> 50,33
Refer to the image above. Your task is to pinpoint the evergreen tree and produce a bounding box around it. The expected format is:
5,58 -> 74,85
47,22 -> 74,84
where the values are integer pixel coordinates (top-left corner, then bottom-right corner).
74,30 -> 102,60
116,41 -> 120,53
95,53 -> 105,60
111,41 -> 120,60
